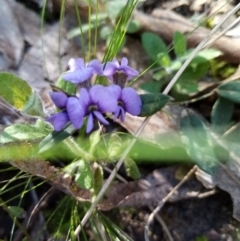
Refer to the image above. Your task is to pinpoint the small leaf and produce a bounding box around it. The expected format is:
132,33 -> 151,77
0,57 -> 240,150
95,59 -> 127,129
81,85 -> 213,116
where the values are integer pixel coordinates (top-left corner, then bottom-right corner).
89,130 -> 101,154
0,73 -> 32,109
75,159 -> 94,190
8,206 -> 25,218
21,91 -> 45,117
124,158 -> 140,179
139,93 -> 170,117
141,32 -> 168,62
93,165 -> 103,195
211,97 -> 234,133
173,31 -> 186,56
196,48 -> 222,61
57,76 -> 77,96
180,110 -> 218,174
0,119 -> 52,143
217,81 -> 240,104
157,53 -> 171,67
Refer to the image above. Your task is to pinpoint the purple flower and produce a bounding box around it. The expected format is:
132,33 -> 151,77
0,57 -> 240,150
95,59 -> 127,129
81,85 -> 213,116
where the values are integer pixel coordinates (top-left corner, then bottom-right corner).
103,57 -> 139,87
47,92 -> 84,131
79,85 -> 118,133
107,85 -> 142,122
62,58 -> 103,85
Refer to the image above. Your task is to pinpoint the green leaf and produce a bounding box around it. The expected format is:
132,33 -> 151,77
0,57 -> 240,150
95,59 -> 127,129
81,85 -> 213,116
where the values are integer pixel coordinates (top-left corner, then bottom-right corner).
180,111 -> 218,174
106,0 -> 126,21
0,119 -> 52,143
157,53 -> 171,67
124,158 -> 140,179
38,124 -> 75,153
139,93 -> 171,117
57,76 -> 77,95
217,81 -> 240,104
21,91 -> 45,117
140,81 -> 163,93
211,97 -> 234,133
75,159 -> 94,190
8,206 -> 25,218
196,48 -> 222,61
93,165 -> 103,195
89,130 -> 101,153
141,32 -> 168,62
173,31 -> 186,56
0,73 -> 32,109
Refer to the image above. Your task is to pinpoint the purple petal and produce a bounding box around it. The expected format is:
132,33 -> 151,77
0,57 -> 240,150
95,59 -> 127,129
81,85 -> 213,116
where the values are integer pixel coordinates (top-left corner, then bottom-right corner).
79,88 -> 90,110
62,68 -> 94,84
121,57 -> 128,66
88,59 -> 103,75
103,62 -> 117,81
93,111 -> 109,125
106,84 -> 121,99
113,106 -> 125,122
120,65 -> 139,81
68,58 -> 84,71
112,58 -> 120,68
67,97 -> 85,129
47,112 -> 69,131
50,92 -> 68,109
86,112 -> 94,133
89,85 -> 117,113
121,87 -> 142,116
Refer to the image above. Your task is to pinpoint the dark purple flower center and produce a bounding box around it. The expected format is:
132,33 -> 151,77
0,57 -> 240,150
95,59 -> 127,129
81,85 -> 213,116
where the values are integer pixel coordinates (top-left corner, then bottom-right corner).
88,104 -> 98,112
118,100 -> 124,107
113,72 -> 127,88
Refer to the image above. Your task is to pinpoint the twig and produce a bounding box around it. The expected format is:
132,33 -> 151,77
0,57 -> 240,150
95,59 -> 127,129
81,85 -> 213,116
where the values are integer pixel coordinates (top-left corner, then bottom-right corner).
144,166 -> 197,241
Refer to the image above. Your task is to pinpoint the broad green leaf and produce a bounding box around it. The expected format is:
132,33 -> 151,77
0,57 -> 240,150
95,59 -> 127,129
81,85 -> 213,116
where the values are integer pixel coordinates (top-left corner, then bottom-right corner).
173,31 -> 186,56
38,124 -> 75,153
211,97 -> 234,133
174,78 -> 199,95
0,119 -> 52,143
139,93 -> 170,116
124,158 -> 140,179
180,111 -> 218,174
21,91 -> 45,117
217,81 -> 240,104
140,81 -> 163,93
108,134 -> 124,160
57,76 -> 76,95
0,73 -> 32,109
141,32 -> 168,62
75,159 -> 94,189
196,48 -> 222,61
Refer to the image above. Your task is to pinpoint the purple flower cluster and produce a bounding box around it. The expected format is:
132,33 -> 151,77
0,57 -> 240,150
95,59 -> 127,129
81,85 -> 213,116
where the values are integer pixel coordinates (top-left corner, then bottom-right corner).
48,57 -> 141,133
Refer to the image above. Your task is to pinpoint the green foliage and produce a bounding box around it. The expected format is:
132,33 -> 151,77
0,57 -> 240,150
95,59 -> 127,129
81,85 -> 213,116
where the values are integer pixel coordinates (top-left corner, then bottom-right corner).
21,91 -> 45,117
0,73 -> 32,109
173,31 -> 186,56
141,32 -> 222,99
141,32 -> 168,62
217,81 -> 240,104
7,206 -> 25,218
0,119 -> 52,143
75,159 -> 94,190
180,111 -> 218,174
124,158 -> 140,179
57,76 -> 77,95
139,93 -> 171,116
211,97 -> 234,134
